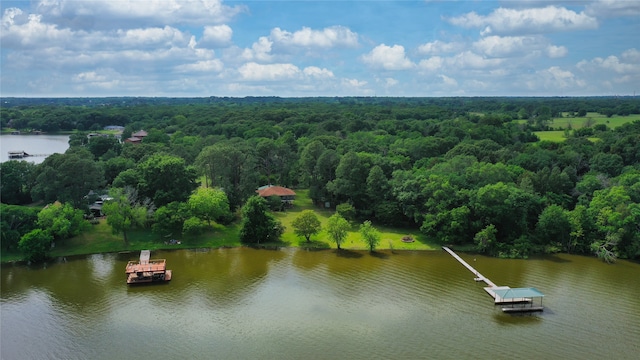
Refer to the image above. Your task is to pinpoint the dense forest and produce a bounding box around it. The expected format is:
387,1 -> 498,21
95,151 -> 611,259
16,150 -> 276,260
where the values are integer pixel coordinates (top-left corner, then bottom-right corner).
2,96 -> 639,261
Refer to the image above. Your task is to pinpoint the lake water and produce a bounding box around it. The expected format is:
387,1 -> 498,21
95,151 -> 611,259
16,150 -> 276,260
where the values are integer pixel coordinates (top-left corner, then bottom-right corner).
0,134 -> 70,164
1,248 -> 639,359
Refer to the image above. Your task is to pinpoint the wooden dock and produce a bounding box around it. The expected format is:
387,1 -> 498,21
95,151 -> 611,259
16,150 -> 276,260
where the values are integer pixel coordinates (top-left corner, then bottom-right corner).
442,247 -> 539,309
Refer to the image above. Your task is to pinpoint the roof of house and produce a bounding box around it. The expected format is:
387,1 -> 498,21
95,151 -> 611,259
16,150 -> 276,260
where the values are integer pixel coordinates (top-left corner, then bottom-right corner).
256,185 -> 296,197
132,130 -> 148,137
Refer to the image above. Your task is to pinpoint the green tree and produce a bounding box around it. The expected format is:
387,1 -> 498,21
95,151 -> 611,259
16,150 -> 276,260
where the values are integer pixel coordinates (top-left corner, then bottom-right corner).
299,140 -> 326,186
474,224 -> 498,254
182,216 -> 208,235
292,210 -> 322,243
87,136 -> 121,160
137,153 -> 198,207
535,205 -> 571,252
326,213 -> 349,249
19,229 -> 53,262
239,196 -> 284,244
590,153 -> 624,177
327,151 -> 369,211
152,201 -> 190,237
0,204 -> 40,251
359,220 -> 381,252
102,187 -> 154,242
102,156 -> 135,185
37,202 -> 88,241
31,150 -> 105,208
187,187 -> 231,226
195,142 -> 258,211
335,203 -> 356,222
0,160 -> 36,205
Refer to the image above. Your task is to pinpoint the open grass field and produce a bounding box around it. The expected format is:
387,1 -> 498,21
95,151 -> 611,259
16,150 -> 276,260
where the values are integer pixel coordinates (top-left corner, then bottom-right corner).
534,112 -> 639,142
553,112 -> 640,129
1,189 -> 439,263
273,189 -> 438,251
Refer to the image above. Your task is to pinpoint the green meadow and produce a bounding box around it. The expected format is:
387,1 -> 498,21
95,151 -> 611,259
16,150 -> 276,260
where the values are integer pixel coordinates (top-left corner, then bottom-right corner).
534,112 -> 639,142
2,189 -> 436,263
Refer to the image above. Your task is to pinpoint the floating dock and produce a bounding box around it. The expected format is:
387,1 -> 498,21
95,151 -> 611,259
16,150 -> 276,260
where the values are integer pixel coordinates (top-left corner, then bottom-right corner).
442,247 -> 544,312
125,250 -> 172,284
7,151 -> 50,159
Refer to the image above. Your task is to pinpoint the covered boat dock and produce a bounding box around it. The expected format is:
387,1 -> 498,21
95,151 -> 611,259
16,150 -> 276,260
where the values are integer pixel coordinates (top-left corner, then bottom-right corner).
495,288 -> 545,313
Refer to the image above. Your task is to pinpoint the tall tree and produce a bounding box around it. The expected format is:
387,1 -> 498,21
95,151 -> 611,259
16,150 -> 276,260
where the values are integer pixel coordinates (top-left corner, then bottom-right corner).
137,153 -> 198,207
359,220 -> 381,252
239,196 -> 284,244
37,202 -> 88,242
292,210 -> 322,243
87,136 -> 121,160
195,142 -> 257,211
102,187 -> 154,242
187,187 -> 231,226
327,151 -> 368,211
19,229 -> 53,262
31,150 -> 105,209
0,160 -> 36,205
326,213 -> 349,250
0,204 -> 40,251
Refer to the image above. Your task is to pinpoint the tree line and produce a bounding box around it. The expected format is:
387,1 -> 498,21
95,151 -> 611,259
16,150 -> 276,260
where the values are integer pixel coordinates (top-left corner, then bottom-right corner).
1,97 -> 639,261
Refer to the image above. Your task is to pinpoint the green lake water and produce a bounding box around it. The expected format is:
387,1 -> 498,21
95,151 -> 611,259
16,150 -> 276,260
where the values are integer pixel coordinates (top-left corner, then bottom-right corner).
2,248 -> 639,359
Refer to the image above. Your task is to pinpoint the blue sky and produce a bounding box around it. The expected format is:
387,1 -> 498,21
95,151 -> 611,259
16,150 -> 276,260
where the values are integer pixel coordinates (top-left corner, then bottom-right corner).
1,0 -> 638,97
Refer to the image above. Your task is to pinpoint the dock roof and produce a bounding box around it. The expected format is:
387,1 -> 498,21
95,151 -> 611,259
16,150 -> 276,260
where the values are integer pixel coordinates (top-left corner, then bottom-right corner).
493,287 -> 544,299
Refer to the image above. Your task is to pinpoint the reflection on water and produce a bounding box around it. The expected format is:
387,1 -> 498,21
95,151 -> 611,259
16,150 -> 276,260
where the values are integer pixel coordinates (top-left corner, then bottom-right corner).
2,248 -> 639,359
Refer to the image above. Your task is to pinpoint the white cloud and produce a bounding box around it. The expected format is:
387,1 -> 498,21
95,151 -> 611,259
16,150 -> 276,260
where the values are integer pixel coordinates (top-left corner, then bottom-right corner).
447,51 -> 504,69
472,35 -> 567,59
241,36 -> 273,62
199,25 -> 233,48
341,78 -> 369,89
530,66 -> 586,90
447,6 -> 598,35
270,26 -> 358,49
1,10 -> 74,49
175,59 -> 224,73
361,44 -> 415,70
72,68 -> 121,90
34,0 -> 246,30
384,77 -> 399,87
117,26 -> 189,49
418,56 -> 444,72
546,45 -> 568,58
621,48 -> 640,63
303,66 -> 334,78
417,40 -> 463,55
587,55 -> 640,74
238,62 -> 301,81
439,75 -> 458,87
585,0 -> 640,18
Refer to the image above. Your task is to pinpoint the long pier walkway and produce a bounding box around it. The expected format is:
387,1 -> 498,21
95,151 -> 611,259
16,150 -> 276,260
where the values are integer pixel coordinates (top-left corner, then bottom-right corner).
442,246 -> 497,287
442,246 -> 528,304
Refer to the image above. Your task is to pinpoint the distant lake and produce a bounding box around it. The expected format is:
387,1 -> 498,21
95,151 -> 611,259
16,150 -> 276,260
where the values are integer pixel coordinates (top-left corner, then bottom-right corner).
0,134 -> 70,164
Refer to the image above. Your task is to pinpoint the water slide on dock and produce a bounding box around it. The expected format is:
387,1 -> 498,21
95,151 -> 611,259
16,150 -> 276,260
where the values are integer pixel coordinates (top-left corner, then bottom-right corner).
442,247 -> 544,312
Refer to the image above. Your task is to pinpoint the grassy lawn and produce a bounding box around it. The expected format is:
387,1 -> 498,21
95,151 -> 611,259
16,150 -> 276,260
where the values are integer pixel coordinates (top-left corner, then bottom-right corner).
534,112 -> 639,142
534,130 -> 567,142
553,112 -> 639,130
273,189 -> 439,251
1,189 -> 439,263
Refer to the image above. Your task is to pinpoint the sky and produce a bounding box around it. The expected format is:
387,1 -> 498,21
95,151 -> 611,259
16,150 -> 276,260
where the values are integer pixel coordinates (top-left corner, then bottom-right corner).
1,0 -> 638,97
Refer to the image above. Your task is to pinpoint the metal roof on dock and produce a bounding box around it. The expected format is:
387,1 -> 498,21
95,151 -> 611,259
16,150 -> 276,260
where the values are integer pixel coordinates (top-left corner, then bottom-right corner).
493,287 -> 544,299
